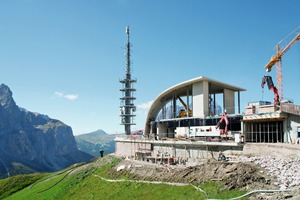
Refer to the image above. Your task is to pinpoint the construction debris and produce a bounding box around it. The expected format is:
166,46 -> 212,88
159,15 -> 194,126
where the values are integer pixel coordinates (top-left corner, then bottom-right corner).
237,156 -> 300,190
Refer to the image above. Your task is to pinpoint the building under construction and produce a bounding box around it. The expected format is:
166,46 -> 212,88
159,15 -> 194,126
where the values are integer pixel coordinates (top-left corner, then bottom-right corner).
116,27 -> 300,163
242,26 -> 300,144
115,76 -> 300,163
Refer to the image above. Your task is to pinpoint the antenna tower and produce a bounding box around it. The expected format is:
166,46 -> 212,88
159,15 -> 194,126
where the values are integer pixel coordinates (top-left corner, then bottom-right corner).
119,26 -> 136,135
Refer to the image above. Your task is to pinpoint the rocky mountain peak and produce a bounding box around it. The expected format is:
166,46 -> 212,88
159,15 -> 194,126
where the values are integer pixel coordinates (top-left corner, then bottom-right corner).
0,84 -> 92,178
0,84 -> 16,109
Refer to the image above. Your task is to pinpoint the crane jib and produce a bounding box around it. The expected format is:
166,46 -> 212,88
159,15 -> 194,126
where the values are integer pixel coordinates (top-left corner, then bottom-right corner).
264,32 -> 300,70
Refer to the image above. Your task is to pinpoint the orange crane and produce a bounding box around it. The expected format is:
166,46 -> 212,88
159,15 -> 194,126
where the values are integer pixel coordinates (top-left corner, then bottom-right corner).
264,26 -> 300,100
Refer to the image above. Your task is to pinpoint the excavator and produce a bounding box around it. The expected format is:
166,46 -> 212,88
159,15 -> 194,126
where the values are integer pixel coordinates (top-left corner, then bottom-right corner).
261,75 -> 280,106
216,111 -> 229,135
177,96 -> 192,118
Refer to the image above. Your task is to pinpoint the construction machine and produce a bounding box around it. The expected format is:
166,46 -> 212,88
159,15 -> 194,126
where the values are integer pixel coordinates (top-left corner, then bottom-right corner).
261,75 -> 280,106
216,111 -> 229,134
177,96 -> 192,117
264,26 -> 300,100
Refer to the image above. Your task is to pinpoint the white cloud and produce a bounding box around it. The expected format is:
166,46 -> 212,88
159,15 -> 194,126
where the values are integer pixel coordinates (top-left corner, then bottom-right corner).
137,100 -> 153,110
64,94 -> 78,101
54,92 -> 78,101
54,91 -> 64,98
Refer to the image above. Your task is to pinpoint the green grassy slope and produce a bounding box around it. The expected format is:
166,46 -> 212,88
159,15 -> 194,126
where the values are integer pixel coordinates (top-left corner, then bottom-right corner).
0,156 -> 247,200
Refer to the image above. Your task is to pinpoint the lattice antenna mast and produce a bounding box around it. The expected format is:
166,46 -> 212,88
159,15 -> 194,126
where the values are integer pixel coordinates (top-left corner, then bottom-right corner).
119,26 -> 137,135
126,27 -> 131,79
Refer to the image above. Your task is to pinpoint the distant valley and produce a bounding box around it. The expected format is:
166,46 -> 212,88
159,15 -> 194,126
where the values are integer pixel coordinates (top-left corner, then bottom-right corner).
75,130 -> 123,157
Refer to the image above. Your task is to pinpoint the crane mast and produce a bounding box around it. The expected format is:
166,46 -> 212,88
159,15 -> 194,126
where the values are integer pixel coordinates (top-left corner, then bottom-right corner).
264,27 -> 300,100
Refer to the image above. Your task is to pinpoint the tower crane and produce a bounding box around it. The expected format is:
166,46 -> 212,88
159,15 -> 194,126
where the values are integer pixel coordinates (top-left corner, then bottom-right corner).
264,26 -> 300,100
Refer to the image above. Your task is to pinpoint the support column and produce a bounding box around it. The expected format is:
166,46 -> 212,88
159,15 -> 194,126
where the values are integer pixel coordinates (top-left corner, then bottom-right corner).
192,81 -> 209,117
213,94 -> 216,115
173,94 -> 177,118
283,119 -> 288,143
186,89 -> 190,117
238,91 -> 240,114
223,89 -> 235,114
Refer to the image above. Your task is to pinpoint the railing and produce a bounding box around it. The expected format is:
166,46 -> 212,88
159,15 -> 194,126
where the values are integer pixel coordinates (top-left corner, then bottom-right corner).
115,135 -> 152,141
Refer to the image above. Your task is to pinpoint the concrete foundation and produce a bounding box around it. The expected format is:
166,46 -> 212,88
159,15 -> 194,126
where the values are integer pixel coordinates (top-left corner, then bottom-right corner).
115,136 -> 243,165
115,136 -> 300,167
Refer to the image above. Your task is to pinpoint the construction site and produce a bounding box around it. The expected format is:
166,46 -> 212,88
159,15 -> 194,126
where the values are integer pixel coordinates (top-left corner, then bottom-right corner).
117,26 -> 300,157
115,26 -> 300,197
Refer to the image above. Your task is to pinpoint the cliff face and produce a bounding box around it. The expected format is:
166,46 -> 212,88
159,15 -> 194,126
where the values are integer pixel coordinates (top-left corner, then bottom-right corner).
0,84 -> 92,178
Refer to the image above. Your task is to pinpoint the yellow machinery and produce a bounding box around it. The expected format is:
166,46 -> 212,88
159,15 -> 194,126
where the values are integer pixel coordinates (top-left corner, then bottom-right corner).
177,96 -> 192,117
264,26 -> 300,100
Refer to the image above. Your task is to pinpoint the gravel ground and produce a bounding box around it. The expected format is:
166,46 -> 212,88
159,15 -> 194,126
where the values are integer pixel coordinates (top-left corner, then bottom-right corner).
112,154 -> 300,199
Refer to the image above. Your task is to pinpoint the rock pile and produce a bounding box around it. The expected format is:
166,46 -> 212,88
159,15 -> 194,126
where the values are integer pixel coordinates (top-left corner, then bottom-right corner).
238,156 -> 300,190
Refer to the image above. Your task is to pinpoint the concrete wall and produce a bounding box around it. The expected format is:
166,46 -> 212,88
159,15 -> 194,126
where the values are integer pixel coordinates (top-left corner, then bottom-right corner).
286,114 -> 300,144
115,141 -> 137,157
115,140 -> 152,157
115,140 -> 300,168
115,139 -> 243,161
192,81 -> 209,117
224,88 -> 235,114
242,143 -> 300,158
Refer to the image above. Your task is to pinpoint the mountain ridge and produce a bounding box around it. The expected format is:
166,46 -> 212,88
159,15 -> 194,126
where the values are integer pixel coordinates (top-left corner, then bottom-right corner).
75,129 -> 122,157
0,83 -> 92,178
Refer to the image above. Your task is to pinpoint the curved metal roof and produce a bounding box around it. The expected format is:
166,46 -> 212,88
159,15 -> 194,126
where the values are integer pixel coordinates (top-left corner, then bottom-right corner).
144,76 -> 246,133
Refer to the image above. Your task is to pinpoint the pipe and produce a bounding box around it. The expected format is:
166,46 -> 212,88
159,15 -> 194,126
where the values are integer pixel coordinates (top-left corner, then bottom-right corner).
208,189 -> 292,200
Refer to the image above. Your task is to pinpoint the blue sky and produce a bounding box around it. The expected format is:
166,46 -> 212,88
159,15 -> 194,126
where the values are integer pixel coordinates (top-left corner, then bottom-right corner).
0,0 -> 300,135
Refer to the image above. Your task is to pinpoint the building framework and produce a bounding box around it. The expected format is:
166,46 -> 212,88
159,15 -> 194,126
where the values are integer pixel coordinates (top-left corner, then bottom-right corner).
243,103 -> 300,143
116,76 -> 300,163
144,76 -> 245,138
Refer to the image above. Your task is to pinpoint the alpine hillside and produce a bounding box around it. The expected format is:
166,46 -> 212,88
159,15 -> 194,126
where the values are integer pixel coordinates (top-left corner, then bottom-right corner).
75,129 -> 121,157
